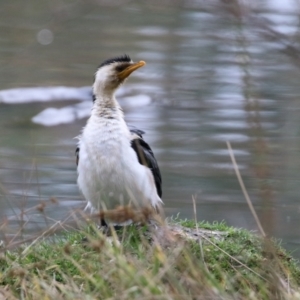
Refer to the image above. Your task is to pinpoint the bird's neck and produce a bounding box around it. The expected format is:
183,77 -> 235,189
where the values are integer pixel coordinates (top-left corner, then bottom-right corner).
92,90 -> 123,120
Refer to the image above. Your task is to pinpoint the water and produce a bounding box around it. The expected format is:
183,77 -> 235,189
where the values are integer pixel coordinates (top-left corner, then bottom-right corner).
1,1 -> 300,257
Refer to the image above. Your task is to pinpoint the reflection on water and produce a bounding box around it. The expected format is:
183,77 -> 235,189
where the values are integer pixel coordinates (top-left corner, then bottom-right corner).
1,1 -> 300,257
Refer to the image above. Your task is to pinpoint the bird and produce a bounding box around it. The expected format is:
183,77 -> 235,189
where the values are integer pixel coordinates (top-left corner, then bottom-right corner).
76,54 -> 162,226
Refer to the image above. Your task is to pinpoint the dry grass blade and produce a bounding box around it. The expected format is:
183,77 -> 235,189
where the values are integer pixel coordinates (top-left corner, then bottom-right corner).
226,141 -> 266,237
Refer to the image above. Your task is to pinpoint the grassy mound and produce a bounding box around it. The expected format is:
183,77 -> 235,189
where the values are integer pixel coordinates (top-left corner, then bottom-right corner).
0,220 -> 299,299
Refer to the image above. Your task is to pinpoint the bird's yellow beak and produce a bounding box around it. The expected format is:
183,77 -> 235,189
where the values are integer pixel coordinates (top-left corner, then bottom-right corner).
118,61 -> 146,81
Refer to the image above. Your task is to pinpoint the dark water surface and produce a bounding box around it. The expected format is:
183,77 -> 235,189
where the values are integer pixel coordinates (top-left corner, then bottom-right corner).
1,1 -> 300,257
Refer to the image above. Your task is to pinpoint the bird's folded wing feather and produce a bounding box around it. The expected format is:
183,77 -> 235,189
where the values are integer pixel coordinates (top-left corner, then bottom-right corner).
130,129 -> 162,198
76,147 -> 79,166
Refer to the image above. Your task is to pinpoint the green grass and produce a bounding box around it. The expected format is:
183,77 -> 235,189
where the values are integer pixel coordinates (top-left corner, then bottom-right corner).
176,217 -> 233,231
0,220 -> 299,299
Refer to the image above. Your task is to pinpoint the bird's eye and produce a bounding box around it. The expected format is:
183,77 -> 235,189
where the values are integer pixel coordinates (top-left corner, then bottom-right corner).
115,64 -> 128,72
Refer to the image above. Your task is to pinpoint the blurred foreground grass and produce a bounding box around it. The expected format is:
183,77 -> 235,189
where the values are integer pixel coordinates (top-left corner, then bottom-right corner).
0,219 -> 300,299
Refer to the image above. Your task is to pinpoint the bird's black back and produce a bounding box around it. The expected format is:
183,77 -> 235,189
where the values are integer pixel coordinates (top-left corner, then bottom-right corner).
130,128 -> 162,198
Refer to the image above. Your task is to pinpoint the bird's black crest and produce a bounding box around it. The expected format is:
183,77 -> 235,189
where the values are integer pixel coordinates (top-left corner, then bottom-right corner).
99,54 -> 131,68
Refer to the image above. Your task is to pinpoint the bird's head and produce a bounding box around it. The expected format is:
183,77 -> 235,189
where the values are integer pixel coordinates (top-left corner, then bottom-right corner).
93,55 -> 146,97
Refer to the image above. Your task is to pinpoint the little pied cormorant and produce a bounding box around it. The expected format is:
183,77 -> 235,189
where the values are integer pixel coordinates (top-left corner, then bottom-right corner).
76,55 -> 162,225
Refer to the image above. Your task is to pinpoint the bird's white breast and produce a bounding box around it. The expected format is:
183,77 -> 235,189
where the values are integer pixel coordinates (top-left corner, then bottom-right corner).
77,116 -> 161,212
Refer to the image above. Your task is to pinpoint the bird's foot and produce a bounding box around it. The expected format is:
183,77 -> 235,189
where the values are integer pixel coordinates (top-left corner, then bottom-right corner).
97,224 -> 124,236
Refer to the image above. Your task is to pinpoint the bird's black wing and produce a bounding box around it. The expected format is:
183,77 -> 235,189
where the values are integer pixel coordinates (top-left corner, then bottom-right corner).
130,128 -> 162,198
76,147 -> 79,166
